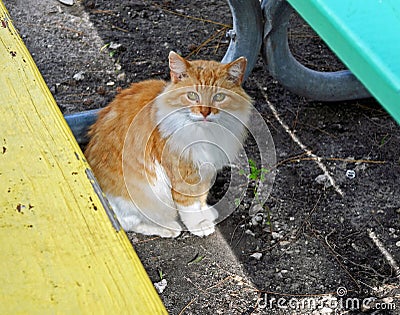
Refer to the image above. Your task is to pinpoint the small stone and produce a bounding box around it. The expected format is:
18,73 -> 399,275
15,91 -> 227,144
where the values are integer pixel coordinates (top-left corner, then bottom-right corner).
314,174 -> 332,187
153,279 -> 167,294
251,213 -> 264,226
395,241 -> 400,247
245,229 -> 255,237
271,231 -> 283,240
73,71 -> 85,81
315,174 -> 328,184
109,42 -> 122,50
279,240 -> 290,246
382,297 -> 394,304
106,81 -> 115,86
250,252 -> 262,260
117,72 -> 126,81
319,307 -> 334,314
58,0 -> 74,5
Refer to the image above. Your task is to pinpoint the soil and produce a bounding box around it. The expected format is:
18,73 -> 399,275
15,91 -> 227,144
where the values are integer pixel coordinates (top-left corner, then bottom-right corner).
5,0 -> 400,314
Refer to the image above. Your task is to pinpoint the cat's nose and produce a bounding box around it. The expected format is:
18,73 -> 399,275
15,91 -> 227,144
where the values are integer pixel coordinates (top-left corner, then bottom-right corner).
199,106 -> 211,118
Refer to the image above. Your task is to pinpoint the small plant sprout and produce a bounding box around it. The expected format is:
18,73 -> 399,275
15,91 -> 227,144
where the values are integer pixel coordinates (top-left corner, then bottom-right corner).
158,268 -> 164,281
99,42 -> 119,58
243,159 -> 270,204
187,253 -> 205,265
239,158 -> 272,232
248,159 -> 269,183
379,133 -> 390,147
100,42 -> 110,53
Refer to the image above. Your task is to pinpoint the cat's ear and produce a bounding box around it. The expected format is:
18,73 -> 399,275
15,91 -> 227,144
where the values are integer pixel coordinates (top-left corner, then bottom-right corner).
169,51 -> 190,83
225,57 -> 247,85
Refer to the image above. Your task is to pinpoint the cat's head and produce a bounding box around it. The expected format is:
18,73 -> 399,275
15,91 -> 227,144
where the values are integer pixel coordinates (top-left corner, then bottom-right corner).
155,51 -> 252,139
168,51 -> 247,87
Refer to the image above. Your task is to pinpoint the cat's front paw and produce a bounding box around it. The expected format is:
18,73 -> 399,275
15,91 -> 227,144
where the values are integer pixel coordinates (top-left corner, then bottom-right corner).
158,227 -> 182,238
201,205 -> 219,221
188,219 -> 215,237
178,203 -> 218,237
134,221 -> 182,238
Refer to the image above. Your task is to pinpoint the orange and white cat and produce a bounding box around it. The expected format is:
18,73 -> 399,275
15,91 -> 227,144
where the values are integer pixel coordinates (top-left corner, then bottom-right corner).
85,51 -> 252,237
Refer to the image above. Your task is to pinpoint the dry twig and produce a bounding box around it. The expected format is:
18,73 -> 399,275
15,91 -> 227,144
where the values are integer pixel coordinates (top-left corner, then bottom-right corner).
274,155 -> 386,169
186,27 -> 228,58
368,229 -> 400,282
322,229 -> 361,289
153,4 -> 231,28
178,297 -> 198,315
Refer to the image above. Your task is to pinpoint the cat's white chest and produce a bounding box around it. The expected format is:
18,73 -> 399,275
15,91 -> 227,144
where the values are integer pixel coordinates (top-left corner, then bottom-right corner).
165,122 -> 243,170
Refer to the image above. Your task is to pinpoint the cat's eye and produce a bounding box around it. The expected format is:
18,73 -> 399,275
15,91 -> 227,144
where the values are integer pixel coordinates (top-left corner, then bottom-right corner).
187,91 -> 199,101
213,93 -> 226,102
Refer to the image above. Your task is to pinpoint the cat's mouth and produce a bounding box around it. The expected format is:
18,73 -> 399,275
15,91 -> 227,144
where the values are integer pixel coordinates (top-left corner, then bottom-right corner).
189,113 -> 218,123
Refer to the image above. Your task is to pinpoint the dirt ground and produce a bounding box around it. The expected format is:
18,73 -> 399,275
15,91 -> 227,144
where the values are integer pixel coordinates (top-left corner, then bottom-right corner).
5,0 -> 400,314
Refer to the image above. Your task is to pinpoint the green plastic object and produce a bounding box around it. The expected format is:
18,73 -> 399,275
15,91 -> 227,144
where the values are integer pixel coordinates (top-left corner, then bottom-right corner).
287,0 -> 400,124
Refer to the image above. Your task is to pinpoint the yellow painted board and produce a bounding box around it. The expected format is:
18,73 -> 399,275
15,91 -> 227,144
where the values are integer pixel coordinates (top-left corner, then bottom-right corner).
0,2 -> 167,314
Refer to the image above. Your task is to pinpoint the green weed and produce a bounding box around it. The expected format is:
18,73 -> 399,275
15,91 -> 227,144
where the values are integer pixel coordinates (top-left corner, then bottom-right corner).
239,159 -> 272,229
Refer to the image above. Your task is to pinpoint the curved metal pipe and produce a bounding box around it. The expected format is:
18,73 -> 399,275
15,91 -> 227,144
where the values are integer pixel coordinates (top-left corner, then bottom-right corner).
261,0 -> 371,101
64,108 -> 100,145
222,0 -> 263,81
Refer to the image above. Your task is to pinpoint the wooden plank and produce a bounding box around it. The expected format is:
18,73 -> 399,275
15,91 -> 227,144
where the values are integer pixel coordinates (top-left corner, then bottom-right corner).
287,0 -> 400,124
0,2 -> 167,314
